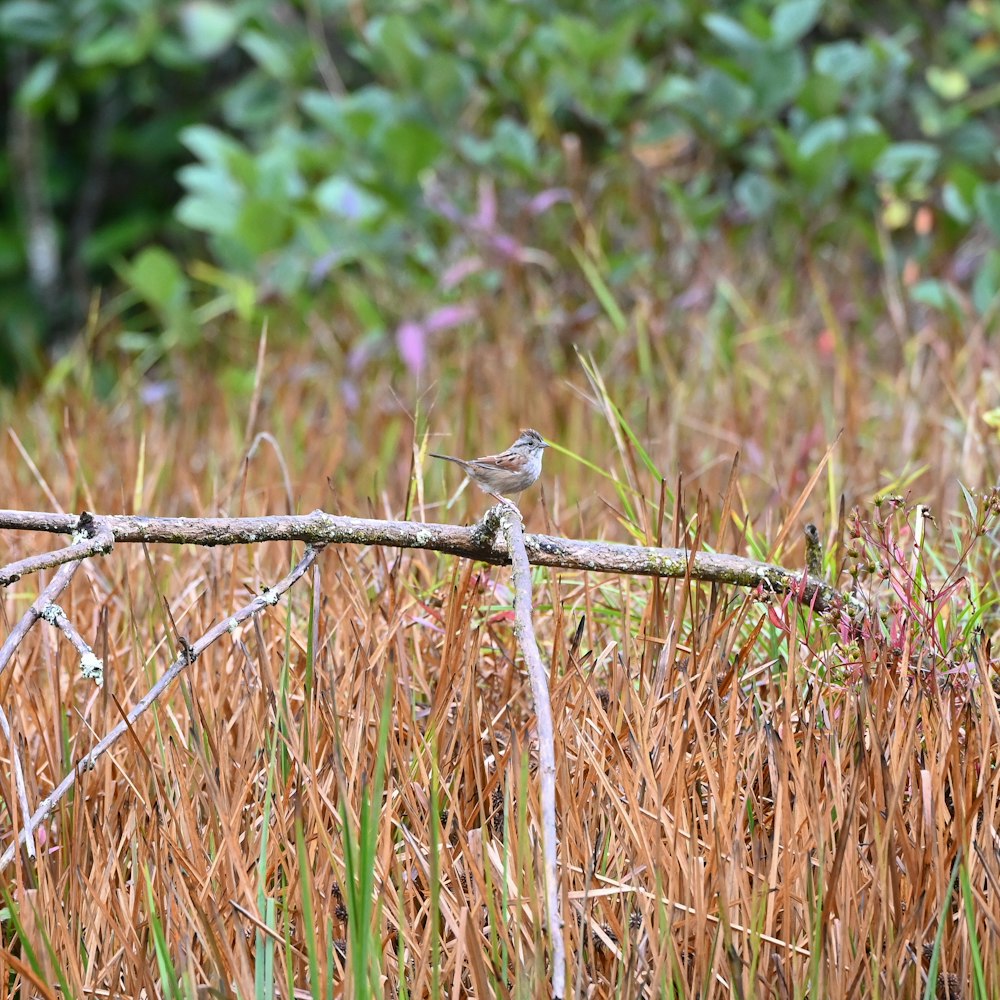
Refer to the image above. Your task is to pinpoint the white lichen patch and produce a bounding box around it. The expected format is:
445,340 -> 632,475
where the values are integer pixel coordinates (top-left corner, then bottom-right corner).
80,652 -> 104,687
41,603 -> 64,624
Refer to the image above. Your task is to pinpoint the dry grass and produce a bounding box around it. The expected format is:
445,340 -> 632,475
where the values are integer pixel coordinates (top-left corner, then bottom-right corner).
0,262 -> 998,998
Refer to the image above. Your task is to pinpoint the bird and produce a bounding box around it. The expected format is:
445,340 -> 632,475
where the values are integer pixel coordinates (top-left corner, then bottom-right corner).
430,429 -> 548,510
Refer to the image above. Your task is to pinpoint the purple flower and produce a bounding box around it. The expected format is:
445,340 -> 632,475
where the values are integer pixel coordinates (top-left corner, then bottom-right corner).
441,256 -> 485,291
396,321 -> 427,376
423,304 -> 476,333
395,305 -> 477,376
526,188 -> 572,216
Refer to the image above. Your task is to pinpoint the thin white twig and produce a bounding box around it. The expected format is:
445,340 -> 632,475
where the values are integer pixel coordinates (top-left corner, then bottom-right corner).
500,508 -> 565,997
0,559 -> 82,860
0,561 -> 81,679
40,603 -> 104,686
0,705 -> 34,859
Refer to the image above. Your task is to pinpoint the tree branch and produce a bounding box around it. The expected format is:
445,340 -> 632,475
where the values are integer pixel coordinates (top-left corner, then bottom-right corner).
0,546 -> 322,871
0,525 -> 114,586
0,561 -> 82,681
0,560 -> 83,860
0,510 -> 844,612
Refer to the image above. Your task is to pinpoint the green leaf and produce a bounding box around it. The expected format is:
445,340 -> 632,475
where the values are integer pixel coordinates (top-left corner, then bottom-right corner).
571,247 -> 627,336
175,191 -> 240,235
121,247 -> 189,313
814,41 -> 873,83
180,124 -> 246,167
76,25 -> 150,67
255,133 -> 307,199
699,68 -> 755,126
842,125 -> 889,173
974,183 -> 1000,240
492,117 -> 538,173
180,1 -> 240,59
908,279 -> 959,313
747,49 -> 806,111
926,66 -> 969,100
363,14 -> 429,88
648,74 -> 698,108
298,90 -> 341,130
942,182 -> 971,224
377,119 -> 444,186
972,249 -> 1000,316
798,117 -> 847,158
176,162 -> 239,203
419,53 -> 474,118
958,481 -> 978,521
341,280 -> 384,334
703,14 -> 763,52
874,142 -> 939,185
770,0 -> 824,48
15,56 -> 58,110
734,172 -> 777,218
234,199 -> 291,255
188,261 -> 258,321
959,862 -> 987,1000
943,163 -> 981,210
240,29 -> 292,79
0,0 -> 60,44
950,121 -> 995,166
302,86 -> 398,142
315,176 -> 384,223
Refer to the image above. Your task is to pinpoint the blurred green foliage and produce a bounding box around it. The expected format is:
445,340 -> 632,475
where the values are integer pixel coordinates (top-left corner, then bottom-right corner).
2,0 -> 1000,382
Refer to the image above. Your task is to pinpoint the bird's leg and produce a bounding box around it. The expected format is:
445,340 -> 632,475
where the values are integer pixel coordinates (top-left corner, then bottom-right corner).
491,493 -> 523,519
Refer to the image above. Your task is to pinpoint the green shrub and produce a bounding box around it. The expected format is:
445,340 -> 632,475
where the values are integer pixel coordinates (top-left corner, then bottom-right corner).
2,0 -> 999,381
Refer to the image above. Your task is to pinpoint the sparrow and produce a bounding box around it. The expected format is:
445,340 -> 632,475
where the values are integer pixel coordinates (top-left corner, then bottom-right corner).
430,429 -> 548,509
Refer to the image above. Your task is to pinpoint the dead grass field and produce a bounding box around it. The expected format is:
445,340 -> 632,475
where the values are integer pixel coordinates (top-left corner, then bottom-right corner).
1,277 -> 998,999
